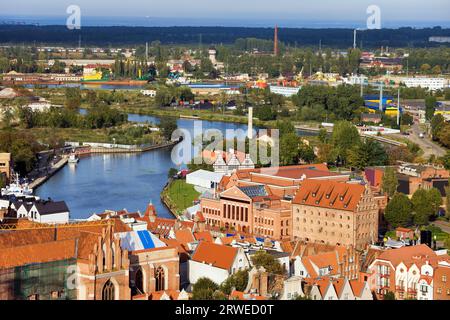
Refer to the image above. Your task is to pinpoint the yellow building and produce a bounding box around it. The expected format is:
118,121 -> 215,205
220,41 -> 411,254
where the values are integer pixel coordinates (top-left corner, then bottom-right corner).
0,153 -> 11,182
82,70 -> 103,81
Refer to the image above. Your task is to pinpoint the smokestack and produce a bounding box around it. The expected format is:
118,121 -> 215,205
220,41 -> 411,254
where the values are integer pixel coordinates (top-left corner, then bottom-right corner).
248,107 -> 253,139
274,25 -> 278,56
353,29 -> 357,49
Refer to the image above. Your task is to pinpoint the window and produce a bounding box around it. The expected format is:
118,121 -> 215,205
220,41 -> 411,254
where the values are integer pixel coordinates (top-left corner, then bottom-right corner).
437,287 -> 442,294
135,268 -> 144,294
51,291 -> 60,299
442,275 -> 447,282
420,285 -> 428,293
102,280 -> 115,300
155,266 -> 165,291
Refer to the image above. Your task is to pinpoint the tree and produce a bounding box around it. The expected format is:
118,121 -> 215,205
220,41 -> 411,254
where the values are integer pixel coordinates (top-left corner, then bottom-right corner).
425,96 -> 437,121
64,87 -> 82,110
298,142 -> 316,164
330,121 -> 360,164
383,291 -> 396,300
427,188 -> 443,217
250,251 -> 285,275
445,179 -> 450,219
280,132 -> 300,166
411,188 -> 441,226
168,168 -> 178,178
431,114 -> 445,139
159,117 -> 178,140
443,151 -> 450,170
347,139 -> 388,170
384,193 -> 413,228
220,270 -> 249,295
382,167 -> 398,198
192,277 -> 219,300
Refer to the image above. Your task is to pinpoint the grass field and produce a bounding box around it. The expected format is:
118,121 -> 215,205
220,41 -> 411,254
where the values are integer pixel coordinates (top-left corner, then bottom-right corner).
163,179 -> 201,214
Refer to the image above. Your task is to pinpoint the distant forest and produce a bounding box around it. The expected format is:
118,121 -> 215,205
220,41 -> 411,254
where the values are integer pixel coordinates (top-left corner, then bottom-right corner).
0,25 -> 450,48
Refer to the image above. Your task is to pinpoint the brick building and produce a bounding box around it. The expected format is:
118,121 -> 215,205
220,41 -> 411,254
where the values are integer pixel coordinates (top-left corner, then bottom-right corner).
292,180 -> 379,249
201,185 -> 292,240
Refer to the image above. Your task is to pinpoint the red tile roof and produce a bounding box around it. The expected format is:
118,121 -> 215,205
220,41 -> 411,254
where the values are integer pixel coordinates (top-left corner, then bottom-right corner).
229,290 -> 266,300
191,242 -> 238,270
0,239 -> 77,268
293,180 -> 365,212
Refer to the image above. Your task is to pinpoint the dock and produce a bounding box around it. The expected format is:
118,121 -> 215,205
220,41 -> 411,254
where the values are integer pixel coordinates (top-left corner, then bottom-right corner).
29,156 -> 68,189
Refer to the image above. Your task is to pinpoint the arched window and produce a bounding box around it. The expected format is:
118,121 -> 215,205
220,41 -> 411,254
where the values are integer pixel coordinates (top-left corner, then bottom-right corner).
102,280 -> 115,300
135,268 -> 144,294
102,243 -> 107,271
155,266 -> 165,291
111,245 -> 116,269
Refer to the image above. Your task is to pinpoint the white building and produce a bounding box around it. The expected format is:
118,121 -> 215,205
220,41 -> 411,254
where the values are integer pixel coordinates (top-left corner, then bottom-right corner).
140,89 -> 157,97
186,170 -> 224,191
269,85 -> 301,97
402,77 -> 447,91
16,200 -> 70,224
346,74 -> 368,86
188,242 -> 250,285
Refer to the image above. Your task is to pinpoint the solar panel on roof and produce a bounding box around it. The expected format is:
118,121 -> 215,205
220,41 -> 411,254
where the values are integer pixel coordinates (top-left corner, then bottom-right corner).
239,185 -> 267,198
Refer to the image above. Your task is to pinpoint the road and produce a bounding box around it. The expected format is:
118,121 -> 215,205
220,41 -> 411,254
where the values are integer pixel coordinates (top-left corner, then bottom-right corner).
432,220 -> 450,235
392,123 -> 446,159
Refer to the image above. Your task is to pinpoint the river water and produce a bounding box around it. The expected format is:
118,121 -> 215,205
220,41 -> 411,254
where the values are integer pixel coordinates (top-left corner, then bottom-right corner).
35,114 -> 251,219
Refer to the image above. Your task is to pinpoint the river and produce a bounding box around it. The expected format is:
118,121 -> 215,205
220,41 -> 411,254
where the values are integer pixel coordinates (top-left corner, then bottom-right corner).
35,114 -> 251,219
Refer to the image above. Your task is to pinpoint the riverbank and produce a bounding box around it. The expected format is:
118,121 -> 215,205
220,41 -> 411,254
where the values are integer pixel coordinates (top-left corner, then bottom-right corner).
161,179 -> 200,217
29,155 -> 68,189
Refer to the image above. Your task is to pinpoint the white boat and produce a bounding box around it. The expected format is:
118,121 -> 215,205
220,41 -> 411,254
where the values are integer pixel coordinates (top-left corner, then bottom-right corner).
68,153 -> 79,164
1,173 -> 33,197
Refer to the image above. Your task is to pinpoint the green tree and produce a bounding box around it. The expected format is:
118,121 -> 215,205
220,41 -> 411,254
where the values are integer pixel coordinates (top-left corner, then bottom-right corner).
159,117 -> 178,140
280,132 -> 300,166
384,193 -> 413,228
330,121 -> 361,164
383,291 -> 396,300
168,168 -> 178,178
425,96 -> 437,121
431,114 -> 445,139
382,167 -> 399,198
445,179 -> 450,219
411,188 -> 441,226
64,87 -> 82,110
192,277 -> 219,300
250,251 -> 285,275
347,139 -> 388,170
220,270 -> 249,295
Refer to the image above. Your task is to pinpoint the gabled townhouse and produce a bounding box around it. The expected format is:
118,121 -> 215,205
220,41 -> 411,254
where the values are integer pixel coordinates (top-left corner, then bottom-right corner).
16,200 -> 70,224
291,243 -> 360,280
188,242 -> 250,285
349,280 -> 374,300
367,244 -> 450,300
149,289 -> 189,300
308,277 -> 372,300
229,290 -> 267,300
309,278 -> 339,300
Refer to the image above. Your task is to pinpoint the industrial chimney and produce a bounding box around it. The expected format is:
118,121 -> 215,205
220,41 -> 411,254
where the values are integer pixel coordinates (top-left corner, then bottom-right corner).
248,107 -> 253,139
274,25 -> 279,56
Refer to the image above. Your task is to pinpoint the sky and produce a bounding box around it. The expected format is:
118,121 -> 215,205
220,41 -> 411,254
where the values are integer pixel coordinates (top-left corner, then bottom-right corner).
1,0 -> 449,27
